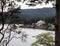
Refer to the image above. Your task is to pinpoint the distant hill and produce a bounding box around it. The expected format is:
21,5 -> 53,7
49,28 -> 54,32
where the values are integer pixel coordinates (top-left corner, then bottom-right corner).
17,7 -> 56,21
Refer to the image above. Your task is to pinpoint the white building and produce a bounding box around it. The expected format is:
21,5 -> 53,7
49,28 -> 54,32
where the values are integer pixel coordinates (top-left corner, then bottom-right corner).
36,20 -> 45,26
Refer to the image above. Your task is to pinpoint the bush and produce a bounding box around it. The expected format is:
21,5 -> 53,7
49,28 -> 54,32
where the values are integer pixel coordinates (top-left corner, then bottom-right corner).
31,32 -> 55,46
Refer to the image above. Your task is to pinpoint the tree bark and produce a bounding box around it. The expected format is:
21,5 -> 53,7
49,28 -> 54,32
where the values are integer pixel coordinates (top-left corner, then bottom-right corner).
56,0 -> 60,46
0,0 -> 5,43
0,0 -> 4,31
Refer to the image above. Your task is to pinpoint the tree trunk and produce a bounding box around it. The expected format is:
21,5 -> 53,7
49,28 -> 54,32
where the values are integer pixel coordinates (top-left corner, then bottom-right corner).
0,0 -> 4,43
0,0 -> 4,31
56,0 -> 60,46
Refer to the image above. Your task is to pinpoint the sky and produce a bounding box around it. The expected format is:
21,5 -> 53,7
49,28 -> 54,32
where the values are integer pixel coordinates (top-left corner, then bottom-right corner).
16,1 -> 54,9
0,0 -> 55,12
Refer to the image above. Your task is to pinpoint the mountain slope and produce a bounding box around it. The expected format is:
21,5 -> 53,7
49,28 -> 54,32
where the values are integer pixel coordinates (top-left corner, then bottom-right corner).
17,8 -> 56,21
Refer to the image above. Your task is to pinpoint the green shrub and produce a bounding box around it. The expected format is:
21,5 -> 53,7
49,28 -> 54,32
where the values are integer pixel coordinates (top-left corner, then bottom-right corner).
31,32 -> 55,46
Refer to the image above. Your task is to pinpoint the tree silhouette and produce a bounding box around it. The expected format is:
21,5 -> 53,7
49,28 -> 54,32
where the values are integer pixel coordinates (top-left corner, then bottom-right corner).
0,0 -> 21,45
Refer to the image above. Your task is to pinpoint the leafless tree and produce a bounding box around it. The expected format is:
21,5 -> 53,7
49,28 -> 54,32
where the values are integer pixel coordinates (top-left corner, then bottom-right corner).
0,0 -> 22,46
